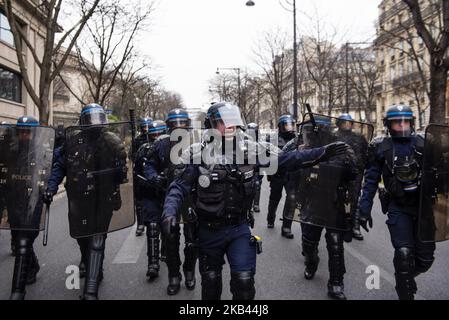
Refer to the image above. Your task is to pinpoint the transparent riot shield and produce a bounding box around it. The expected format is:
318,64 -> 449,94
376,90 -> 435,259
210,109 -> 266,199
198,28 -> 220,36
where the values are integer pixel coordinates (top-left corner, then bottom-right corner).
0,125 -> 55,231
292,113 -> 373,230
65,122 -> 135,238
419,124 -> 449,242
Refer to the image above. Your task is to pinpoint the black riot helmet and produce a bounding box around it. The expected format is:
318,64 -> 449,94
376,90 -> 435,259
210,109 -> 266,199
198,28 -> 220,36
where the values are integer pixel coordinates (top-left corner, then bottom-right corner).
336,113 -> 354,132
301,114 -> 334,147
139,117 -> 153,133
16,116 -> 39,127
148,120 -> 167,139
205,102 -> 246,130
166,108 -> 190,132
278,114 -> 296,134
383,104 -> 415,139
79,103 -> 108,125
16,115 -> 39,142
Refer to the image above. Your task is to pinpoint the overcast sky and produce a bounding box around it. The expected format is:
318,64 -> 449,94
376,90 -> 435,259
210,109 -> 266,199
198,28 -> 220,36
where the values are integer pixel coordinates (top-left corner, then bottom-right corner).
139,0 -> 381,111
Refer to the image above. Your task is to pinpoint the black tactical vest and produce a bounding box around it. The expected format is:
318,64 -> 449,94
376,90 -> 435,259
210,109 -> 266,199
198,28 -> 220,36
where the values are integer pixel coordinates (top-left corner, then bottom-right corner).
194,163 -> 257,223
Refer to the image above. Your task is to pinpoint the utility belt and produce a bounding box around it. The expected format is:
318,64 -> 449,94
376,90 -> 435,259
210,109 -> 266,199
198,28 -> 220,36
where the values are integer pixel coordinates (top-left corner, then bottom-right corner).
199,211 -> 248,228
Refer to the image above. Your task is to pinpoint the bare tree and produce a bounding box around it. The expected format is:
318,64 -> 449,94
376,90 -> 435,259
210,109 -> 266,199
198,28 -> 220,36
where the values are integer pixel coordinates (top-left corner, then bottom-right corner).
2,0 -> 100,124
253,28 -> 293,121
72,0 -> 154,110
401,0 -> 449,123
346,46 -> 379,123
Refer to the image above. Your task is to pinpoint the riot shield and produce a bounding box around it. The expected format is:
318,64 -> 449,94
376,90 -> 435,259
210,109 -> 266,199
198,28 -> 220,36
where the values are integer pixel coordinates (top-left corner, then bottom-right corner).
65,122 -> 135,238
418,124 -> 449,242
0,125 -> 55,231
292,113 -> 373,230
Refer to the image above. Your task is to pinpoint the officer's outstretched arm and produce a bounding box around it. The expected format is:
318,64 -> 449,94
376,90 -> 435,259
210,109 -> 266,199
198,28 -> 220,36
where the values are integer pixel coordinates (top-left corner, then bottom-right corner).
277,141 -> 348,172
47,145 -> 66,195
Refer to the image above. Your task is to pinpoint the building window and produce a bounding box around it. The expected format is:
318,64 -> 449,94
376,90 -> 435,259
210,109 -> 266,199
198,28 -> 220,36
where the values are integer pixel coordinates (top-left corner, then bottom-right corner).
0,13 -> 14,47
0,66 -> 22,103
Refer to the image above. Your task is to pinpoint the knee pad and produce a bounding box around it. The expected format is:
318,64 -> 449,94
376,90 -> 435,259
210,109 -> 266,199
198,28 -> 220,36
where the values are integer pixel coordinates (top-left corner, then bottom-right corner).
146,223 -> 160,238
393,247 -> 415,273
16,238 -> 32,255
201,270 -> 222,300
325,232 -> 343,255
89,235 -> 106,252
230,271 -> 255,300
302,236 -> 319,256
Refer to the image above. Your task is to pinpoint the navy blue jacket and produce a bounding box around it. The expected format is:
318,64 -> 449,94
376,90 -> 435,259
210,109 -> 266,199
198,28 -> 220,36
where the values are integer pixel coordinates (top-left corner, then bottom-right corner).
47,146 -> 66,194
162,145 -> 326,219
359,135 -> 423,217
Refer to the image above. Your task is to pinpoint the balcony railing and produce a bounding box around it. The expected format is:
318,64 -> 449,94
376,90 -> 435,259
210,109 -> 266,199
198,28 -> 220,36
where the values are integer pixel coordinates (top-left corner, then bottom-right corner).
391,72 -> 422,88
375,3 -> 440,46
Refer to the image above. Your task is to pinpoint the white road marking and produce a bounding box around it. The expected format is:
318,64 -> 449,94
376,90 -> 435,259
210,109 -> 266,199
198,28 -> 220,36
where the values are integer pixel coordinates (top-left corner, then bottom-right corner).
112,225 -> 146,264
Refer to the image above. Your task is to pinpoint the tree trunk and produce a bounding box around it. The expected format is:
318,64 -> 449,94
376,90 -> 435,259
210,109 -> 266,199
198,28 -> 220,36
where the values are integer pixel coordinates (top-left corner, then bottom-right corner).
428,53 -> 448,124
38,88 -> 50,125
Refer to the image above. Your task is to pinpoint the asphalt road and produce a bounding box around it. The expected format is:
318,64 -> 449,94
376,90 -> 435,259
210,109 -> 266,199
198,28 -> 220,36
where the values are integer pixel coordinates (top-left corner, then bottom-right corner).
1,178 -> 449,300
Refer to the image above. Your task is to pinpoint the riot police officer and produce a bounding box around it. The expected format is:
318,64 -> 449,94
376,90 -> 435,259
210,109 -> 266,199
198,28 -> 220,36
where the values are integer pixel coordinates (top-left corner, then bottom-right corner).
358,105 -> 436,300
45,103 -> 129,300
335,114 -> 369,240
282,115 -> 360,300
161,102 -> 349,300
246,122 -> 262,213
267,114 -> 297,238
142,108 -> 198,295
133,117 -> 153,236
1,116 -> 54,299
134,120 -> 167,281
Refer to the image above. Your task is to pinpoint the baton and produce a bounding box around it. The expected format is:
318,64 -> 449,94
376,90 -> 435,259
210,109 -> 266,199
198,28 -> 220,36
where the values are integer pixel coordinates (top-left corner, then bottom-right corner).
43,203 -> 50,246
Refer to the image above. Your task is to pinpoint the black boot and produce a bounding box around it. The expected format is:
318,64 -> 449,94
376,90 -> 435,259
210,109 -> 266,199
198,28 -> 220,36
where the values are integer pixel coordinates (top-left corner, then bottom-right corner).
267,200 -> 278,228
166,225 -> 181,295
10,238 -> 31,300
352,209 -> 364,241
82,235 -> 106,300
326,232 -> 347,300
146,223 -> 160,281
26,250 -> 40,285
302,236 -> 320,280
393,247 -> 416,300
183,222 -> 198,290
136,225 -> 145,237
281,219 -> 294,239
167,273 -> 182,296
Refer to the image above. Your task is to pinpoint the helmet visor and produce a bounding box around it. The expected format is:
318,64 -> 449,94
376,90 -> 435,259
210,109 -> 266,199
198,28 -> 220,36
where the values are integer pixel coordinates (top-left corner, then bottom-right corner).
209,104 -> 246,129
279,121 -> 295,133
389,117 -> 412,138
80,109 -> 107,125
168,118 -> 190,129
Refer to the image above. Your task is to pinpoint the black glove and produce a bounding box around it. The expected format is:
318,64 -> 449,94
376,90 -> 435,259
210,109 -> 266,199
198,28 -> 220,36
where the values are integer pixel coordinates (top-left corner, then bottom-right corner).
359,215 -> 373,232
161,215 -> 177,236
320,141 -> 349,161
42,191 -> 54,205
154,175 -> 168,189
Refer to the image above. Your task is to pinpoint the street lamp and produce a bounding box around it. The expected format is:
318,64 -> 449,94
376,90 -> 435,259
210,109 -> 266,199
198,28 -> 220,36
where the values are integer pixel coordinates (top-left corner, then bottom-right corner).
216,67 -> 241,107
247,0 -> 298,121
